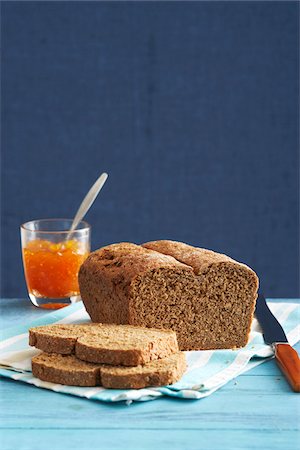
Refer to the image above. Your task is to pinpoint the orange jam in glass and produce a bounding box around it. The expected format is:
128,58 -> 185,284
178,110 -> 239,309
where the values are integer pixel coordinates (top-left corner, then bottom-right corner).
22,239 -> 89,299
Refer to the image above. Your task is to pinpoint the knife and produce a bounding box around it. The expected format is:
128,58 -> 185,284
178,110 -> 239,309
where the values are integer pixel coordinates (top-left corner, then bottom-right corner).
255,293 -> 300,392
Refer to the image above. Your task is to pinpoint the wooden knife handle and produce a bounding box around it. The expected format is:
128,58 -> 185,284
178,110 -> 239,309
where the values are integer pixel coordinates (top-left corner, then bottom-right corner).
275,344 -> 300,392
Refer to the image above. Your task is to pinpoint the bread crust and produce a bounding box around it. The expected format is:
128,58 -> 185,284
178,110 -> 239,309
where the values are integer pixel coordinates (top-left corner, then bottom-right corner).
143,240 -> 239,274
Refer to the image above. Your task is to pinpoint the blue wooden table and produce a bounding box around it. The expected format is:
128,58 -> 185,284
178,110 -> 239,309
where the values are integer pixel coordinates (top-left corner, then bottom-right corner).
0,298 -> 299,450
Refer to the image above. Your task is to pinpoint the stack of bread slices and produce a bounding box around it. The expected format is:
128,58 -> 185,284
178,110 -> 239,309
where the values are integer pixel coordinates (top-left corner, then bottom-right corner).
29,323 -> 186,389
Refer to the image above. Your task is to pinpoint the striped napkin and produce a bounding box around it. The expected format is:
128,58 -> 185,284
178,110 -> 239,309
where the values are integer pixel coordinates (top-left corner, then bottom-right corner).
0,300 -> 299,403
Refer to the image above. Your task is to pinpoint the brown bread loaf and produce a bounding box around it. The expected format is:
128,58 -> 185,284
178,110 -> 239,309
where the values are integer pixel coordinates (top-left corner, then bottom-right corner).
79,241 -> 259,351
31,352 -> 186,389
29,323 -> 178,366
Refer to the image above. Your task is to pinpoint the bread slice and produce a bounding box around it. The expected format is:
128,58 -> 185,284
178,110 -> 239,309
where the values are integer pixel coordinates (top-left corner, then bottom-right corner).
29,323 -> 179,366
31,352 -> 186,389
79,241 -> 259,351
29,324 -> 96,355
75,325 -> 178,366
31,353 -> 102,387
100,351 -> 186,389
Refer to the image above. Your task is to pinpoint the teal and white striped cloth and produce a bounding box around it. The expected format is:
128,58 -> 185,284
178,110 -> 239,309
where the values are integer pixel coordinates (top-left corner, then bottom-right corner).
0,300 -> 299,403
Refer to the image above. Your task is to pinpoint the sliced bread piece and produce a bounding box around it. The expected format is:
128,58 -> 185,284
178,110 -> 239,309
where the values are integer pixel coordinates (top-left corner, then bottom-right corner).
100,351 -> 186,389
31,353 -> 102,387
29,323 -> 178,366
31,352 -> 186,389
29,324 -> 98,355
75,325 -> 178,366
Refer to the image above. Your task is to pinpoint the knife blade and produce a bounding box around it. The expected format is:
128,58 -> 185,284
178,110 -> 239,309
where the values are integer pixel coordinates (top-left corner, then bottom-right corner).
255,293 -> 300,392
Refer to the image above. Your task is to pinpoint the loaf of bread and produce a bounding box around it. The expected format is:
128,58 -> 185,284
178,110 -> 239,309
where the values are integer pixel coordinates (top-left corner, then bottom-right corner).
31,352 -> 186,389
79,241 -> 259,351
29,323 -> 179,366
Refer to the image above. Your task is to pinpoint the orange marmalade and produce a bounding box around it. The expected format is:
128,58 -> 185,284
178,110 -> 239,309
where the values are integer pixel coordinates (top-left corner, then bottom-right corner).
23,239 -> 89,300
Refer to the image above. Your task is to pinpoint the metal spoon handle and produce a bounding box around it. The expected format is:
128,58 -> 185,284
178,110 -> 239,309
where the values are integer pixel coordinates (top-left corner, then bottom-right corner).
67,172 -> 108,239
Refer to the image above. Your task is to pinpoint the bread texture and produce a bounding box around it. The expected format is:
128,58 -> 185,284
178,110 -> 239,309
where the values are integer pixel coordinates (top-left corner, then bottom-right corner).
31,352 -> 186,389
29,324 -> 96,355
100,352 -> 186,389
79,241 -> 259,351
29,323 -> 178,366
31,353 -> 101,387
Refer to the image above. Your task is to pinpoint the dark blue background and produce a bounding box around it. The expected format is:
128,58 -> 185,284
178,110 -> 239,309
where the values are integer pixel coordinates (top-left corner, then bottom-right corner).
1,1 -> 299,298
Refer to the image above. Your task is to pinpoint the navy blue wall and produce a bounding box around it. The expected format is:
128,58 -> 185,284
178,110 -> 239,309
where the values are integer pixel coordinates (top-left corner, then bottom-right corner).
1,1 -> 299,297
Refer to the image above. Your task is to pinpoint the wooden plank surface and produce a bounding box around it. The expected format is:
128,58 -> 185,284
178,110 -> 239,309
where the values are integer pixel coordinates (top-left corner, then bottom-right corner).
0,298 -> 299,450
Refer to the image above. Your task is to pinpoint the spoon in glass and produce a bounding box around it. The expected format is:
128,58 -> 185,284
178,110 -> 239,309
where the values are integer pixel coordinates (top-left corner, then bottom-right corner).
67,172 -> 108,239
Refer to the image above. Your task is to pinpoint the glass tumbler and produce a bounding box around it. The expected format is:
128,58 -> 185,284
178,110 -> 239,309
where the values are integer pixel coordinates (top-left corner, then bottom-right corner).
21,219 -> 90,309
